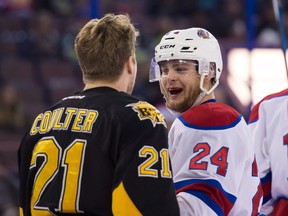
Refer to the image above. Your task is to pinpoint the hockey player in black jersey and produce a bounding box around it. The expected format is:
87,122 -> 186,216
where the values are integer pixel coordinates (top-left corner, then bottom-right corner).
18,13 -> 179,216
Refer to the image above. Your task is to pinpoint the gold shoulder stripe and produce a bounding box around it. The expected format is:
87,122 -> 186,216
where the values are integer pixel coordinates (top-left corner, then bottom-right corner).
112,182 -> 142,216
19,207 -> 24,216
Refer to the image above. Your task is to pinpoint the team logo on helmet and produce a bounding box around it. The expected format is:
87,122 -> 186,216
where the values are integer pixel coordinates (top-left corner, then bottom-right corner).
127,101 -> 166,127
197,29 -> 210,39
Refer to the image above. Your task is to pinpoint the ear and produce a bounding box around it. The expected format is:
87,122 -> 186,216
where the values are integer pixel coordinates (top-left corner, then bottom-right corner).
127,55 -> 136,75
204,63 -> 215,81
203,74 -> 211,81
208,63 -> 216,79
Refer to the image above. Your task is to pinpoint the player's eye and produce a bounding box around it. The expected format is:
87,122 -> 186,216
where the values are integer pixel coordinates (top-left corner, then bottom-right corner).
160,68 -> 169,76
175,67 -> 186,73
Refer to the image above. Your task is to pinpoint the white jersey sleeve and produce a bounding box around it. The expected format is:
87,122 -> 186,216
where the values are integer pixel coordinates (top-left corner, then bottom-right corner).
248,89 -> 288,215
169,101 -> 262,216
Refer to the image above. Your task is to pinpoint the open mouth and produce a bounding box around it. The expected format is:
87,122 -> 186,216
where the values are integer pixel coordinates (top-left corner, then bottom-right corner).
168,87 -> 183,95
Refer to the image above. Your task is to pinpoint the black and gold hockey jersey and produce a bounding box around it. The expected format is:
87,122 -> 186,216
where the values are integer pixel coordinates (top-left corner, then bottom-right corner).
18,87 -> 180,216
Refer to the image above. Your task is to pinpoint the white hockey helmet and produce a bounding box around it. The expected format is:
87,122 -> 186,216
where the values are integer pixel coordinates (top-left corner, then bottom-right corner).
149,27 -> 223,83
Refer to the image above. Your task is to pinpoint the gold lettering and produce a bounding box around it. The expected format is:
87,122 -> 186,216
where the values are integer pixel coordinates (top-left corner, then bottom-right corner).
48,109 -> 58,131
82,110 -> 98,133
139,108 -> 149,116
39,111 -> 52,133
72,109 -> 87,132
64,108 -> 77,130
53,108 -> 64,130
30,108 -> 98,135
30,114 -> 43,135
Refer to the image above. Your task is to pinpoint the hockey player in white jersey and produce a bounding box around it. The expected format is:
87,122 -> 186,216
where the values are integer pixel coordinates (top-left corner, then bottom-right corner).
149,27 -> 263,215
248,89 -> 288,215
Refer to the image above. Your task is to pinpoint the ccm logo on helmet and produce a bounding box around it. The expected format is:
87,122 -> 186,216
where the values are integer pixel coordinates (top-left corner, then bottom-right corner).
160,44 -> 175,49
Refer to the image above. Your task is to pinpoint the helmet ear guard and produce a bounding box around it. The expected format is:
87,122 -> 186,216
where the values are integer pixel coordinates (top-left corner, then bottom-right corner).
199,59 -> 210,77
149,57 -> 161,82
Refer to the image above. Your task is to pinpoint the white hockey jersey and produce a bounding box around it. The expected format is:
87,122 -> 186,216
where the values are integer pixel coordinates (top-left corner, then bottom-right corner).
248,89 -> 288,215
169,99 -> 262,216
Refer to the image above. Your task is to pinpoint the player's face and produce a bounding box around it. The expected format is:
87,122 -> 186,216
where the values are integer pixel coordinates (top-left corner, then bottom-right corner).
159,60 -> 200,113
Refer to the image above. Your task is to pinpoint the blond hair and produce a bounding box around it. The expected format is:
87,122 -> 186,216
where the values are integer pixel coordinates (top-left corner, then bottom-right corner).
74,13 -> 139,82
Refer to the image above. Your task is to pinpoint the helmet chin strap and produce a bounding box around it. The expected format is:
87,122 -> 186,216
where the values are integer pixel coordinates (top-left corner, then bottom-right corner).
191,74 -> 219,107
166,105 -> 181,117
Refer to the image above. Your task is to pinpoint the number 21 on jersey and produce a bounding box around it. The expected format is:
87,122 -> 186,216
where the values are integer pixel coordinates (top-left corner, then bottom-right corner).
30,136 -> 86,215
138,146 -> 172,178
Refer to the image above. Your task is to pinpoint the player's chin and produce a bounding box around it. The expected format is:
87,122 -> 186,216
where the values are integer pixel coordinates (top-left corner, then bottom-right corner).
166,101 -> 184,113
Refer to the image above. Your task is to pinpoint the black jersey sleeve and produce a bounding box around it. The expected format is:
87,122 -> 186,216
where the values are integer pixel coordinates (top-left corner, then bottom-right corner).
111,101 -> 180,216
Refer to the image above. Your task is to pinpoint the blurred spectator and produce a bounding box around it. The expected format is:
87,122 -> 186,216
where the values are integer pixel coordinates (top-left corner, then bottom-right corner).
33,0 -> 74,17
0,0 -> 286,124
257,28 -> 280,46
0,0 -> 32,17
18,10 -> 61,59
255,0 -> 280,46
58,17 -> 86,62
218,0 -> 246,40
0,156 -> 18,216
0,84 -> 28,131
0,14 -> 29,57
73,0 -> 90,19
